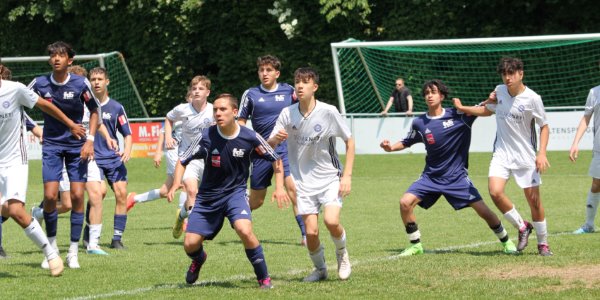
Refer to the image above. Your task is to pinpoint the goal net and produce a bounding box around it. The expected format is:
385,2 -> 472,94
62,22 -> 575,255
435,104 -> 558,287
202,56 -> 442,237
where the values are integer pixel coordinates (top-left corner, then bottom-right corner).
331,33 -> 600,114
1,52 -> 148,119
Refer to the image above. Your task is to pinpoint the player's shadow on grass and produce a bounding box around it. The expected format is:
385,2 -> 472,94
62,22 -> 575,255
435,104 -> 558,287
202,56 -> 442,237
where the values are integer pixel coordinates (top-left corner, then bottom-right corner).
0,272 -> 17,278
215,239 -> 296,247
173,280 -> 239,289
388,248 -> 510,257
143,241 -> 182,247
130,226 -> 171,231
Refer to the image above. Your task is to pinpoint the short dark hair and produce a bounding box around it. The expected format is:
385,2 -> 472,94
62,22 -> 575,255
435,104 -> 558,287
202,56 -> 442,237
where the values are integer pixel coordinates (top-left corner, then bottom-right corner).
294,67 -> 320,84
214,93 -> 238,109
421,79 -> 449,98
89,67 -> 109,79
47,41 -> 75,58
0,64 -> 12,80
257,55 -> 281,71
496,57 -> 524,75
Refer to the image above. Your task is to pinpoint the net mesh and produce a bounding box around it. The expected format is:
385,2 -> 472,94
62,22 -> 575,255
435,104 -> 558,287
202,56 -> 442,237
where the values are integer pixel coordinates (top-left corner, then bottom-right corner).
335,38 -> 600,113
2,52 -> 146,119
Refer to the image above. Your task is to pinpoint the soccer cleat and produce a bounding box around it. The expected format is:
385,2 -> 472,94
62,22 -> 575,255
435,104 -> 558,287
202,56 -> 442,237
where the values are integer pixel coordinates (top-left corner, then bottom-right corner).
517,221 -> 533,251
0,246 -> 8,259
336,248 -> 351,280
502,240 -> 518,254
573,225 -> 595,234
66,252 -> 80,269
173,209 -> 185,239
31,205 -> 44,223
110,239 -> 126,249
399,242 -> 424,257
258,277 -> 273,289
48,256 -> 64,277
86,246 -> 109,255
303,268 -> 328,282
538,244 -> 553,256
126,192 -> 137,212
185,252 -> 207,284
41,258 -> 50,269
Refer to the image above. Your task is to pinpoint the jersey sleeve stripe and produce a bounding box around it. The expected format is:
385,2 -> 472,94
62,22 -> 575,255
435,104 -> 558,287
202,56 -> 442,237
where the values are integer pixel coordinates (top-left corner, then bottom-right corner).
255,133 -> 279,160
180,132 -> 204,165
328,137 -> 343,178
237,89 -> 251,118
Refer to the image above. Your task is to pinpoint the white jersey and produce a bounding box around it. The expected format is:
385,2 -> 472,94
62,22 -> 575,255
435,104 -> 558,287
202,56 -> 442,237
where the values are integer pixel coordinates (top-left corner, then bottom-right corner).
166,102 -> 214,156
486,85 -> 548,168
584,85 -> 600,153
0,80 -> 39,167
271,100 -> 352,196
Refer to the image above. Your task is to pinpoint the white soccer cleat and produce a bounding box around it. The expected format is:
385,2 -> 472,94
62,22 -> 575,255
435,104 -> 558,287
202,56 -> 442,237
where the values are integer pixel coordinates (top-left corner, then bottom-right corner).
48,256 -> 64,277
336,249 -> 351,280
66,252 -> 80,269
41,257 -> 49,269
303,268 -> 328,282
31,205 -> 44,223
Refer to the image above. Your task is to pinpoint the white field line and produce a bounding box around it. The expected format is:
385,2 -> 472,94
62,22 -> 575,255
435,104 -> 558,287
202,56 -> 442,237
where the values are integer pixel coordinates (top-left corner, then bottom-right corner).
66,231 -> 573,300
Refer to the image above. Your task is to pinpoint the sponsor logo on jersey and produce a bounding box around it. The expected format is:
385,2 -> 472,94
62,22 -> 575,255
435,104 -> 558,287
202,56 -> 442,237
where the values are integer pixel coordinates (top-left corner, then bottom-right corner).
2,101 -> 9,109
118,115 -> 127,125
275,95 -> 285,102
294,135 -> 321,145
314,124 -> 322,132
233,148 -> 245,157
211,149 -> 220,167
426,133 -> 435,144
442,119 -> 454,129
102,112 -> 112,120
63,91 -> 75,100
83,91 -> 92,102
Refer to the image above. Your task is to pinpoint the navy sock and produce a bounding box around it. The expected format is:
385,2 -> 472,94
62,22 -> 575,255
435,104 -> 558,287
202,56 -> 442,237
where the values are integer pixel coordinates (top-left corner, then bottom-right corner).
70,212 -> 84,242
406,222 -> 420,244
113,214 -> 127,241
295,215 -> 306,236
44,209 -> 59,238
245,245 -> 269,281
186,245 -> 206,263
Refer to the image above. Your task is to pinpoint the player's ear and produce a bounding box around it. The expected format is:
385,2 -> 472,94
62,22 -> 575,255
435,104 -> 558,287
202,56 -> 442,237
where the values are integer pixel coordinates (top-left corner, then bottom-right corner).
106,79 -> 110,86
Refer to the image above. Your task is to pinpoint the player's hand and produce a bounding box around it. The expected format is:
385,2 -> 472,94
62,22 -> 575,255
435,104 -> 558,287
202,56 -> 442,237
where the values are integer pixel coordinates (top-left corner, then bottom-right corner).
339,175 -> 352,197
120,150 -> 131,163
536,153 -> 551,173
452,98 -> 463,110
488,91 -> 497,103
380,111 -> 388,117
271,186 -> 290,209
107,138 -> 119,151
380,139 -> 393,152
81,140 -> 94,161
70,124 -> 86,140
165,137 -> 176,150
166,188 -> 177,203
275,129 -> 288,143
569,145 -> 579,162
406,110 -> 413,117
153,151 -> 162,168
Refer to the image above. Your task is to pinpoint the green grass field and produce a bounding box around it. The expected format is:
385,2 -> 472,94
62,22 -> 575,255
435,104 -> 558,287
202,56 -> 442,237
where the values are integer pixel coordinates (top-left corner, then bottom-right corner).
1,151 -> 600,299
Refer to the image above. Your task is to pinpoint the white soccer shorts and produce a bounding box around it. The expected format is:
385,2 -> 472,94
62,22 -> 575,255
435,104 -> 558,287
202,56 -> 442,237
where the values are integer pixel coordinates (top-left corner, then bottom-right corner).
588,153 -> 600,179
0,164 -> 28,205
58,165 -> 70,192
87,160 -> 103,182
165,147 -> 179,176
296,180 -> 343,215
489,158 -> 541,188
183,159 -> 205,182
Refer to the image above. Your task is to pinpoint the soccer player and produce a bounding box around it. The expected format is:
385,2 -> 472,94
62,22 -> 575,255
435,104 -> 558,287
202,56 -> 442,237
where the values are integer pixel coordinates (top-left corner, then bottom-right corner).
380,79 -> 517,256
569,83 -> 600,234
238,55 -> 306,245
454,57 -> 552,256
165,76 -> 214,239
0,75 -> 87,276
126,92 -> 190,210
268,67 -> 354,282
167,93 -> 288,288
83,67 -> 133,253
30,41 -> 101,268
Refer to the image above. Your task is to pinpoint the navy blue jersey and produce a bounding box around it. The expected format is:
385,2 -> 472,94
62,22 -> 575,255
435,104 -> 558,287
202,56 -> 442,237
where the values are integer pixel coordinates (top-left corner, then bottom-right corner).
238,83 -> 295,139
94,98 -> 132,166
24,112 -> 37,131
402,108 -> 477,183
29,73 -> 99,148
181,125 -> 279,203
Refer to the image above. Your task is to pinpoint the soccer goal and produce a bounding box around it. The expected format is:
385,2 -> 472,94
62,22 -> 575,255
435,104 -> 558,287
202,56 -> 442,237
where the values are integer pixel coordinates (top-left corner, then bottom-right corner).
1,52 -> 149,119
331,33 -> 600,115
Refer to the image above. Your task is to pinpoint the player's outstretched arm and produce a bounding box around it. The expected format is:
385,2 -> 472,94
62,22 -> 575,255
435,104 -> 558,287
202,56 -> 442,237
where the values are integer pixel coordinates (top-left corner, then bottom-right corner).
537,124 -> 551,173
453,98 -> 493,116
339,137 -> 355,198
34,97 -> 85,139
570,114 -> 592,162
379,139 -> 406,152
267,129 -> 288,148
167,160 -> 186,202
271,159 -> 290,209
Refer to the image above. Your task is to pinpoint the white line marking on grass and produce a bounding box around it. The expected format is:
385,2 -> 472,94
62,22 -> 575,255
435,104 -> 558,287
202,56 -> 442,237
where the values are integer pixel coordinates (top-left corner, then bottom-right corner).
66,231 -> 573,300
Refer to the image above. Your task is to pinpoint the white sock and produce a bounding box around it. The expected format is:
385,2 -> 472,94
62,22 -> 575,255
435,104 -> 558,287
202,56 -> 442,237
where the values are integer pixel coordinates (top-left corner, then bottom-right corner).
309,244 -> 326,270
532,219 -> 548,245
503,206 -> 526,231
178,192 -> 188,207
69,241 -> 78,254
48,236 -> 58,252
584,192 -> 600,229
88,224 -> 102,249
24,219 -> 58,260
134,189 -> 161,203
331,230 -> 347,252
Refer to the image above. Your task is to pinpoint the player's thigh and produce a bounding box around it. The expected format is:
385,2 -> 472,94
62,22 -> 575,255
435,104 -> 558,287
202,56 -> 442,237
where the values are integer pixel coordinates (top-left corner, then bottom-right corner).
405,176 -> 441,209
64,148 -> 88,182
42,147 -> 65,182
